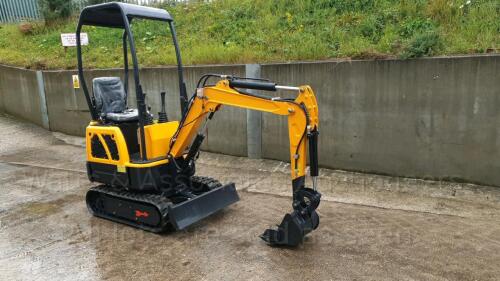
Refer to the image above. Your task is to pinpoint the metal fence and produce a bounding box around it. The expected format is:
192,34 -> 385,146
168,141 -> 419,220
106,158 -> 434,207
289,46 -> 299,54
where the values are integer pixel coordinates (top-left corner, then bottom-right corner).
0,0 -> 40,23
0,0 -> 190,23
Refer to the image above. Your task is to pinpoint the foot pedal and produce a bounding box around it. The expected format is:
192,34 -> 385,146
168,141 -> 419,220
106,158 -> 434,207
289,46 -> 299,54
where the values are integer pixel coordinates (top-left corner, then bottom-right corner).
168,183 -> 239,230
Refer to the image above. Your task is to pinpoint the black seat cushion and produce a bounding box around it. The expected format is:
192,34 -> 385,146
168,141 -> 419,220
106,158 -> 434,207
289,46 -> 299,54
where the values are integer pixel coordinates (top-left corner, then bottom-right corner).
92,77 -> 138,122
106,108 -> 139,122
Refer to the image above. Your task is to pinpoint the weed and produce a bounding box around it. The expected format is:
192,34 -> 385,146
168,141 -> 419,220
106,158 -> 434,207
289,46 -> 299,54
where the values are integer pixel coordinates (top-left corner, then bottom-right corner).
401,31 -> 443,58
0,0 -> 497,69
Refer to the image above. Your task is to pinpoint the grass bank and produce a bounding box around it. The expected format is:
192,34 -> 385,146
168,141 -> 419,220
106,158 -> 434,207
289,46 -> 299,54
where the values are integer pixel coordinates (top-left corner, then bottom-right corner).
0,0 -> 498,69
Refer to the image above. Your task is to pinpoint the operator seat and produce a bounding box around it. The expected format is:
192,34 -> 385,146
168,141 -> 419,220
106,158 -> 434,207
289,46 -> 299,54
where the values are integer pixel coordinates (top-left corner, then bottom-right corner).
92,77 -> 138,123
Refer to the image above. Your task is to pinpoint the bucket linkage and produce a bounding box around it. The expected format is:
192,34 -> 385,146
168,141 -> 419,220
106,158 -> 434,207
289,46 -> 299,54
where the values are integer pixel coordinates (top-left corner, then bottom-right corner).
261,186 -> 321,247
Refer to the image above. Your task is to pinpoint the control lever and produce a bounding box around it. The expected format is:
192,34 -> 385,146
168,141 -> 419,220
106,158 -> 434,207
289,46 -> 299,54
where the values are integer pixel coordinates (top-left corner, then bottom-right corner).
142,93 -> 154,125
158,92 -> 168,123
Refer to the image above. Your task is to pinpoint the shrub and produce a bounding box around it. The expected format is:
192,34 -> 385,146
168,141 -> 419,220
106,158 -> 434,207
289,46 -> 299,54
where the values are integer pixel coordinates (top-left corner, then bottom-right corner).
18,22 -> 35,35
37,0 -> 73,25
401,31 -> 443,58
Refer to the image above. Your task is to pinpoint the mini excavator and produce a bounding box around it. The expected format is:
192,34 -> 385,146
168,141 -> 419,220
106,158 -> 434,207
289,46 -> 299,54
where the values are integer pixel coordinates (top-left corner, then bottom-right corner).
76,2 -> 321,246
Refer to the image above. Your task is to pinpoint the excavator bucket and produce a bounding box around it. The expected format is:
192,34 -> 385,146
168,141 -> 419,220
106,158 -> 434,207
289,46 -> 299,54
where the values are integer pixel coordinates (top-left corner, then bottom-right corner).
168,183 -> 240,230
261,187 -> 321,246
260,209 -> 320,247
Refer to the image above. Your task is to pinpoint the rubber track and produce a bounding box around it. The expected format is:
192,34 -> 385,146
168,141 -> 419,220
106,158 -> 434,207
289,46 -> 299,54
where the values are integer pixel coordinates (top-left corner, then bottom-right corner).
87,176 -> 223,232
191,175 -> 223,190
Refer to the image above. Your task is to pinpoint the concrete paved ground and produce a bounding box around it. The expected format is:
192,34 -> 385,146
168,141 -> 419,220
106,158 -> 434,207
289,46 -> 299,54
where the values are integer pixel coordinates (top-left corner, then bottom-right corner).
0,113 -> 499,281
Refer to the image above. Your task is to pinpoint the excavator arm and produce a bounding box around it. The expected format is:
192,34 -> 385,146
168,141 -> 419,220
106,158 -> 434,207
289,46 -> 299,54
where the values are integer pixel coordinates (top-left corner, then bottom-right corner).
168,76 -> 321,246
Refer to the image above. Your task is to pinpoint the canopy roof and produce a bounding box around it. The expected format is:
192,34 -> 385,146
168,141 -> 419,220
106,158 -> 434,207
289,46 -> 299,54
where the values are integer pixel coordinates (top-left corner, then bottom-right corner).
79,2 -> 172,28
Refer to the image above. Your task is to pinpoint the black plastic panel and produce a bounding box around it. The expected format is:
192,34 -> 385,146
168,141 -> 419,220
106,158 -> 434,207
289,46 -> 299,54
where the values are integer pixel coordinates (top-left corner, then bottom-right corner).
91,135 -> 107,159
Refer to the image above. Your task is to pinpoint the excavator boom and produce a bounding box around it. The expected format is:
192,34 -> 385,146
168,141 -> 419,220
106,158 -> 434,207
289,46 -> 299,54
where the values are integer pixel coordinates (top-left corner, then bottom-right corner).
169,76 -> 321,246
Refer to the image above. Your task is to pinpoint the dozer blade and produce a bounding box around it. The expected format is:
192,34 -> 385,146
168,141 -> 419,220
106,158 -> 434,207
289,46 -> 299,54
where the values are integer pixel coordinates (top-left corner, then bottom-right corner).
168,183 -> 239,230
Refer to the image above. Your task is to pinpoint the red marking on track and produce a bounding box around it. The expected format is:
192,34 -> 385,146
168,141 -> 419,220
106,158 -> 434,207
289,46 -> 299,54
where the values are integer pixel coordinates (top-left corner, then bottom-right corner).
135,210 -> 149,218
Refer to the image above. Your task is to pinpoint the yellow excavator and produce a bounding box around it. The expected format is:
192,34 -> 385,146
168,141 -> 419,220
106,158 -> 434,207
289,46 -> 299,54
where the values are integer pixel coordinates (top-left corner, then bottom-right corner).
76,2 -> 321,246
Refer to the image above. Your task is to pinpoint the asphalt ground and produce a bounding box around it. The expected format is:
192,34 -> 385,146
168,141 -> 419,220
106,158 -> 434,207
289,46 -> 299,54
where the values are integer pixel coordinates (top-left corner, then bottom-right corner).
0,114 -> 499,281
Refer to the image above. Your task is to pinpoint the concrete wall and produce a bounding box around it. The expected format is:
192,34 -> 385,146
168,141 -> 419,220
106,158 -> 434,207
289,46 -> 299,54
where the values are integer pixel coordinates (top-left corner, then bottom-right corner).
0,55 -> 499,186
135,65 -> 248,156
41,64 -> 247,156
261,55 -> 500,185
0,64 -> 44,126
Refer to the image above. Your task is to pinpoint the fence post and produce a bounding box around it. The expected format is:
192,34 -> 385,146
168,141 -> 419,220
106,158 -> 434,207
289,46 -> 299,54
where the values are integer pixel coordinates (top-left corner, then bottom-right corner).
245,64 -> 262,159
36,71 -> 50,130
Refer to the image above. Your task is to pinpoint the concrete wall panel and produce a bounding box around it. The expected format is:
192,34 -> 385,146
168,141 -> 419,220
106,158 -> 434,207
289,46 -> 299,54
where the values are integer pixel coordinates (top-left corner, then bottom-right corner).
133,65 -> 247,156
42,69 -> 111,136
262,55 -> 500,185
0,64 -> 43,126
41,64 -> 247,155
1,55 -> 499,185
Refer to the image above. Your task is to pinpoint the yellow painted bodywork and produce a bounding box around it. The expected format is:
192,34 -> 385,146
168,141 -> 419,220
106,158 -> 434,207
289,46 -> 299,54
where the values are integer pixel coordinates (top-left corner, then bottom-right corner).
86,125 -> 169,170
143,121 -> 179,159
86,126 -> 129,170
169,80 -> 319,180
86,80 -> 319,180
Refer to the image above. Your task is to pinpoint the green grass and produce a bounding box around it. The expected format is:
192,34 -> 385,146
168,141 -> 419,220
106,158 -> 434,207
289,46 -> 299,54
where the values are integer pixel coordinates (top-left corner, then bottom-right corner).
0,0 -> 498,69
